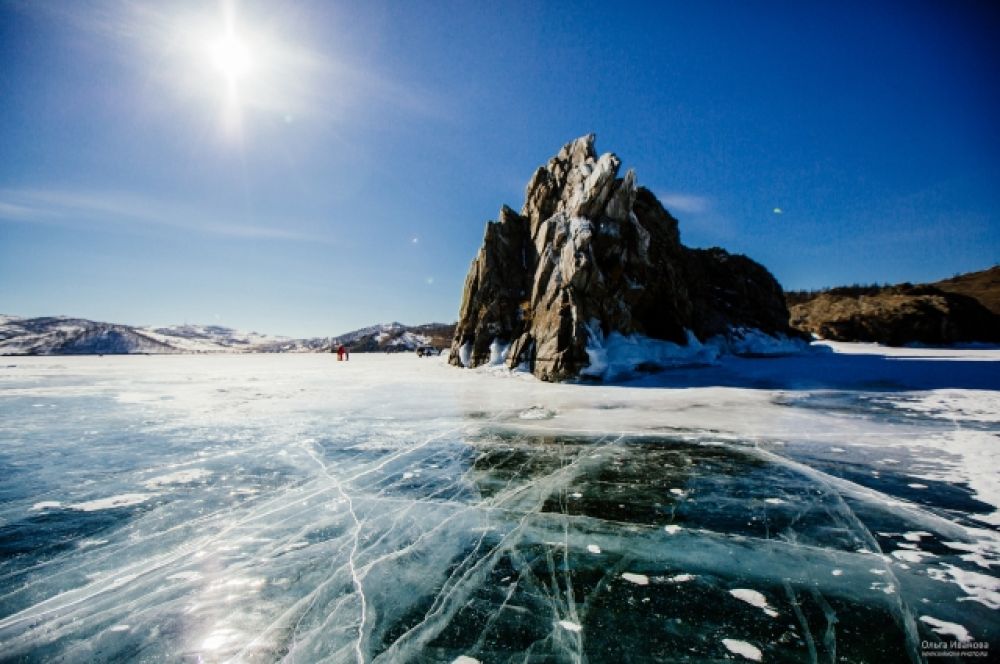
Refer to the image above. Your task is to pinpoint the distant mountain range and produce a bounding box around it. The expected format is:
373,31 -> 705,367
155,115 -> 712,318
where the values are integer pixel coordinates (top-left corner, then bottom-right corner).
0,316 -> 456,356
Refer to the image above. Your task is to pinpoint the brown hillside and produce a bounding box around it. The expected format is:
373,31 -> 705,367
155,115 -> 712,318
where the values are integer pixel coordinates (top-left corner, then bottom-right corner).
788,284 -> 1000,346
933,265 -> 1000,315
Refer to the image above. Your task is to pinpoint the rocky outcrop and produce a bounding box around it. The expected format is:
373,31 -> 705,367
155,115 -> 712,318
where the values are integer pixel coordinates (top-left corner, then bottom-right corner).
788,284 -> 1000,346
449,134 -> 802,381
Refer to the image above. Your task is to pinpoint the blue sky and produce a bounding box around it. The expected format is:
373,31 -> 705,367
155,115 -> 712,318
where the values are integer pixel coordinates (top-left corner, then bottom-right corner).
1,0 -> 998,337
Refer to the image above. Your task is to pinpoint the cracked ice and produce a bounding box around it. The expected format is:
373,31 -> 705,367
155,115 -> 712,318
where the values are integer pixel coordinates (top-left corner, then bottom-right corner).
0,349 -> 998,662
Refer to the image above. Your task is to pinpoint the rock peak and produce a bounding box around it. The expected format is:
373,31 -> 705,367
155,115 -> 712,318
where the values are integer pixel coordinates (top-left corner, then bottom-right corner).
451,136 -> 801,381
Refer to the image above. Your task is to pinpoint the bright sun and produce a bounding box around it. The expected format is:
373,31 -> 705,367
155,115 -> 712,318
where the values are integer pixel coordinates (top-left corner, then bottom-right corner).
209,32 -> 252,82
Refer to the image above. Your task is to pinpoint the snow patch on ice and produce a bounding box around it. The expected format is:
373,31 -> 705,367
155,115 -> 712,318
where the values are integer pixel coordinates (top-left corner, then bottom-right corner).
68,493 -> 154,511
518,406 -> 555,420
729,588 -> 779,617
926,563 -> 1000,609
891,549 -> 935,563
919,616 -> 972,642
143,468 -> 211,487
722,638 -> 762,661
621,572 -> 649,585
903,531 -> 931,542
664,525 -> 682,535
557,619 -> 582,632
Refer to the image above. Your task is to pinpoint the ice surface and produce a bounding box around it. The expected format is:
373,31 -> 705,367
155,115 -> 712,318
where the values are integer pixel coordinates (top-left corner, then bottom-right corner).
0,347 -> 998,662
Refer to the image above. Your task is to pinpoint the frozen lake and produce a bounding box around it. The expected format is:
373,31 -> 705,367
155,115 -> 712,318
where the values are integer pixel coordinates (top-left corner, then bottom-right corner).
1,349 -> 998,663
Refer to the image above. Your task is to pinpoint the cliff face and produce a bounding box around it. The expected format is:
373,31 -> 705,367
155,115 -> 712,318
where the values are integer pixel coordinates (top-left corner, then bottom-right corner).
450,135 -> 801,381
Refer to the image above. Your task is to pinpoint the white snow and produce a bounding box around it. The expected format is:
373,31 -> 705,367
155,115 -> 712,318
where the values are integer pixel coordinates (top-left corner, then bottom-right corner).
729,589 -> 779,617
926,564 -> 1000,609
891,549 -> 935,563
718,327 -> 807,356
919,616 -> 972,642
143,469 -> 211,487
903,531 -> 931,542
579,323 -> 811,380
621,573 -> 649,586
587,544 -> 601,554
458,341 -> 473,368
68,493 -> 154,511
518,406 -> 554,420
557,620 -> 582,632
722,638 -> 763,661
664,525 -> 682,535
580,327 -> 719,380
488,338 -> 510,366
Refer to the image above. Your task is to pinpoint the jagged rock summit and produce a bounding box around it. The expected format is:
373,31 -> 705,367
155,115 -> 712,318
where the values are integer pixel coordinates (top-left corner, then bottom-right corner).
449,134 -> 803,381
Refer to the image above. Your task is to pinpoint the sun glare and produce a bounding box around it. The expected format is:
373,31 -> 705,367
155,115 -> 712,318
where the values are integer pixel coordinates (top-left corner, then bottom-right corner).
176,0 -> 308,138
209,33 -> 252,82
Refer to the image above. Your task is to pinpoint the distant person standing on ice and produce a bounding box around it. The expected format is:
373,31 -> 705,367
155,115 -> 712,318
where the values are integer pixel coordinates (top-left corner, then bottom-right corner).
337,344 -> 345,361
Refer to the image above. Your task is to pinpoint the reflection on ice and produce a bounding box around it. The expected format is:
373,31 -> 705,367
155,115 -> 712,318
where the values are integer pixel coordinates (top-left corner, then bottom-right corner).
0,353 -> 998,662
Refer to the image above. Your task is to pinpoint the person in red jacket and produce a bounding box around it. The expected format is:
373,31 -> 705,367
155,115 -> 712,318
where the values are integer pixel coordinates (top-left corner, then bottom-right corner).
337,344 -> 345,361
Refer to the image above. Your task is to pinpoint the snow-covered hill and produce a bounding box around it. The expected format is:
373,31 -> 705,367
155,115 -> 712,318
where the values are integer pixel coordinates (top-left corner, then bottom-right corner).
0,315 -> 454,355
328,322 -> 454,353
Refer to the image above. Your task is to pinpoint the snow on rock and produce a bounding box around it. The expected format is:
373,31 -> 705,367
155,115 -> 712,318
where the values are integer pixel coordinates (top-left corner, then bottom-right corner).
580,328 -> 720,380
458,341 -> 473,368
489,338 -> 510,366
